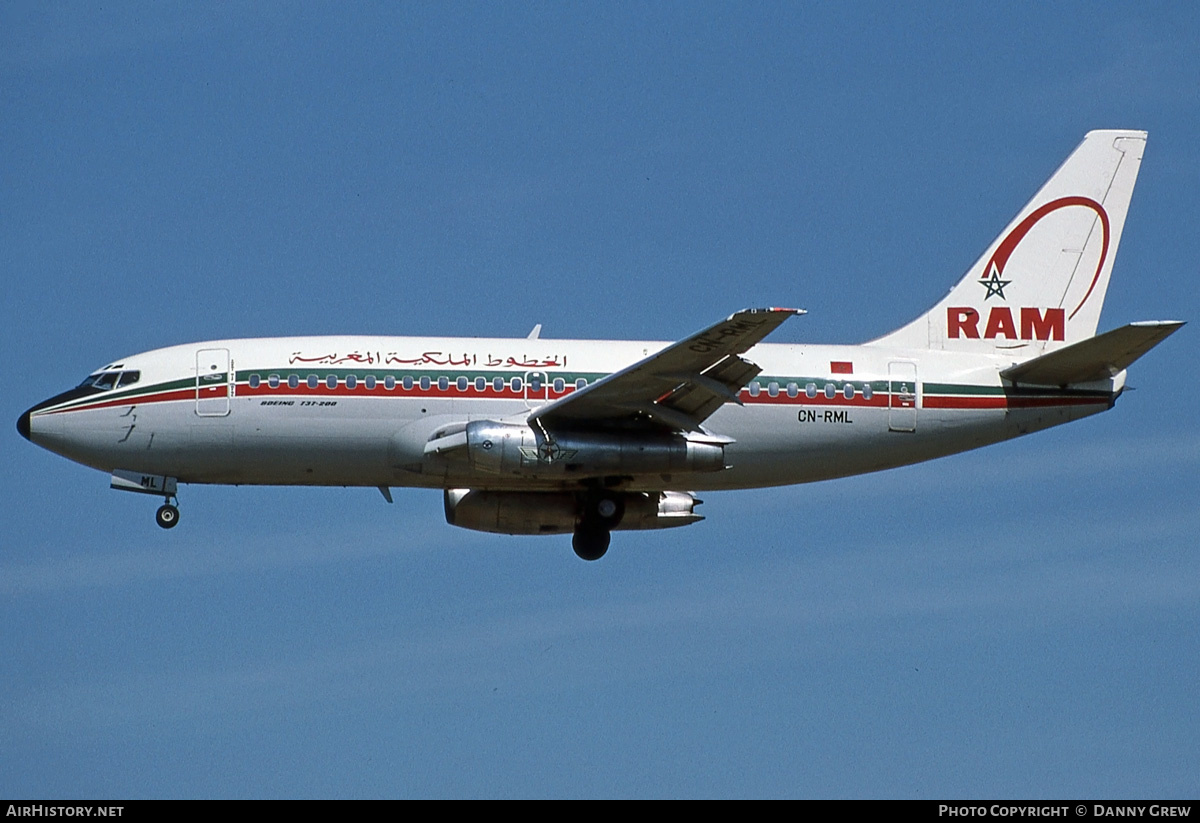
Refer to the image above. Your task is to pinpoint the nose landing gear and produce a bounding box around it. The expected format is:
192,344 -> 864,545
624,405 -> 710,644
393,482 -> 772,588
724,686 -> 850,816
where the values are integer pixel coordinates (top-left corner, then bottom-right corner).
109,471 -> 182,530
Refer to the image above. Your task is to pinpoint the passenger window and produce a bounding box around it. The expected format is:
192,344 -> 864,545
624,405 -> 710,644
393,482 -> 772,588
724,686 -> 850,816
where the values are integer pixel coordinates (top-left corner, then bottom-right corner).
511,376 -> 523,392
326,375 -> 337,390
456,376 -> 468,391
805,383 -> 817,398
346,374 -> 357,390
364,375 -> 376,390
419,376 -> 430,391
475,376 -> 486,392
862,383 -> 873,400
529,375 -> 542,392
493,376 -> 505,392
401,376 -> 412,391
768,381 -> 779,398
553,377 -> 565,393
437,376 -> 449,391
787,382 -> 798,398
268,374 -> 280,389
843,384 -> 855,400
288,374 -> 299,390
748,381 -> 760,397
824,383 -> 836,399
576,378 -> 587,390
307,375 -> 318,390
248,374 -> 261,389
384,375 -> 396,390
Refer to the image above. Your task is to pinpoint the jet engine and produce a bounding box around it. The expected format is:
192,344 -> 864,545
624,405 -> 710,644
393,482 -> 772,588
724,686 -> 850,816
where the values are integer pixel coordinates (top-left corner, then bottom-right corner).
424,420 -> 726,478
443,489 -> 703,535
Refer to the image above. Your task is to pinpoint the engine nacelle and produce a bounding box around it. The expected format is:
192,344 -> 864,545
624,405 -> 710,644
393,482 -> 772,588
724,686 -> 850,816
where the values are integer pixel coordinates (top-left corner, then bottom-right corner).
427,420 -> 726,478
444,489 -> 704,535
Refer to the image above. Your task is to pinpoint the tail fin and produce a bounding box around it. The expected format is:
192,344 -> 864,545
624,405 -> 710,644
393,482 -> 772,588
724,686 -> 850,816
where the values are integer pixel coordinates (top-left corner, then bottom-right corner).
870,130 -> 1147,355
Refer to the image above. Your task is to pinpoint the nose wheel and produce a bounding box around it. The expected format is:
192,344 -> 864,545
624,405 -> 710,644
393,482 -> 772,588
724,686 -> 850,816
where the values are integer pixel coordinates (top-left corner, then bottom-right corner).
155,500 -> 180,529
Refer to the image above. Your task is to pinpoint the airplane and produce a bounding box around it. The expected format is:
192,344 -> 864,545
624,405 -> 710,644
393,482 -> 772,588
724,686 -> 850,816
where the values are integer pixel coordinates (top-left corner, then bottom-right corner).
17,130 -> 1183,560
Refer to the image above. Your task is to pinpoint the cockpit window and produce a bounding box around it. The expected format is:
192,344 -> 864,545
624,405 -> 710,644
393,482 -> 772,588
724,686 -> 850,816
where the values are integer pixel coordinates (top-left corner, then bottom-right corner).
77,370 -> 140,391
79,372 -> 119,391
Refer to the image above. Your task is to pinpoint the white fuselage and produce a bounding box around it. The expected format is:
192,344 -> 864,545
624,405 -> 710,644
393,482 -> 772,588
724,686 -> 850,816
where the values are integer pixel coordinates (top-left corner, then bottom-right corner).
23,334 -> 1119,493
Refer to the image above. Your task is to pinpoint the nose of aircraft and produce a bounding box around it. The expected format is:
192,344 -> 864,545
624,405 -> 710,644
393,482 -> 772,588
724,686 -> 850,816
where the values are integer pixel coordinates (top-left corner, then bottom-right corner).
18,384 -> 99,446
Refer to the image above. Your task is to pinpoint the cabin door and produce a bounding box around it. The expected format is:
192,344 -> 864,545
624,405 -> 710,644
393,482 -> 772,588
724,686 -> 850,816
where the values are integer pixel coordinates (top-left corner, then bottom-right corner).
196,348 -> 232,417
888,361 -> 917,432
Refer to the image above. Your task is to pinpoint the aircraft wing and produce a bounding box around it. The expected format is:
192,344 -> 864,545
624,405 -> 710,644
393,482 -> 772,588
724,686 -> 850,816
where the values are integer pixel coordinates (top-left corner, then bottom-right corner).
529,307 -> 802,434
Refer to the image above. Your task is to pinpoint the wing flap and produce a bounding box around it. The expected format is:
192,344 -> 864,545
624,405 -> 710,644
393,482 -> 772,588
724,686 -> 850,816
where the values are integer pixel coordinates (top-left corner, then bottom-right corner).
1001,321 -> 1184,386
659,355 -> 761,422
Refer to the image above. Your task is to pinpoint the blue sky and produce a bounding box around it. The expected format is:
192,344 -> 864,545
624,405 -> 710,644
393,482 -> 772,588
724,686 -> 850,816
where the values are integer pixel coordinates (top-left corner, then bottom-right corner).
2,2 -> 1197,798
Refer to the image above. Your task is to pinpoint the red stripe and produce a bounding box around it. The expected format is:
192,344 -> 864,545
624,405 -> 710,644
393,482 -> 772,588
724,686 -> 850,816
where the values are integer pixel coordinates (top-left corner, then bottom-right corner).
924,395 -> 1108,409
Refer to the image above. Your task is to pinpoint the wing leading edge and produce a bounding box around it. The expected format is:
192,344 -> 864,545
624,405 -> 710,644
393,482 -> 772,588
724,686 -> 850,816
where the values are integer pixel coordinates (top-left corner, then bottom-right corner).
529,307 -> 802,434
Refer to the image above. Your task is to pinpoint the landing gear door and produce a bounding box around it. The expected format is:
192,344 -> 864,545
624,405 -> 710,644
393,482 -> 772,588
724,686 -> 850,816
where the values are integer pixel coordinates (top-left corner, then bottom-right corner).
888,361 -> 917,432
196,348 -> 231,417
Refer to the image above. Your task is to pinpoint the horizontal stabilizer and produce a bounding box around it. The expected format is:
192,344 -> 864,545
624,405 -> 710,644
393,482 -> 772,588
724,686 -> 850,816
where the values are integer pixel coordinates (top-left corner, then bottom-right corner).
1001,321 -> 1184,386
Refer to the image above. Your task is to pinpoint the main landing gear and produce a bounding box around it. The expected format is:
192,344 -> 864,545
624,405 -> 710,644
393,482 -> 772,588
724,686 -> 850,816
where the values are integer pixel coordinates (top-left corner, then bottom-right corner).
572,529 -> 610,562
155,498 -> 180,529
572,491 -> 624,561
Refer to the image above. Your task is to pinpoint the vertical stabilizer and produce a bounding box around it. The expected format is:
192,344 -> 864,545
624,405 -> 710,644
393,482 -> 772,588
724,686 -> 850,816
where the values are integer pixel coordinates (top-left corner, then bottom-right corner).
869,130 -> 1146,356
